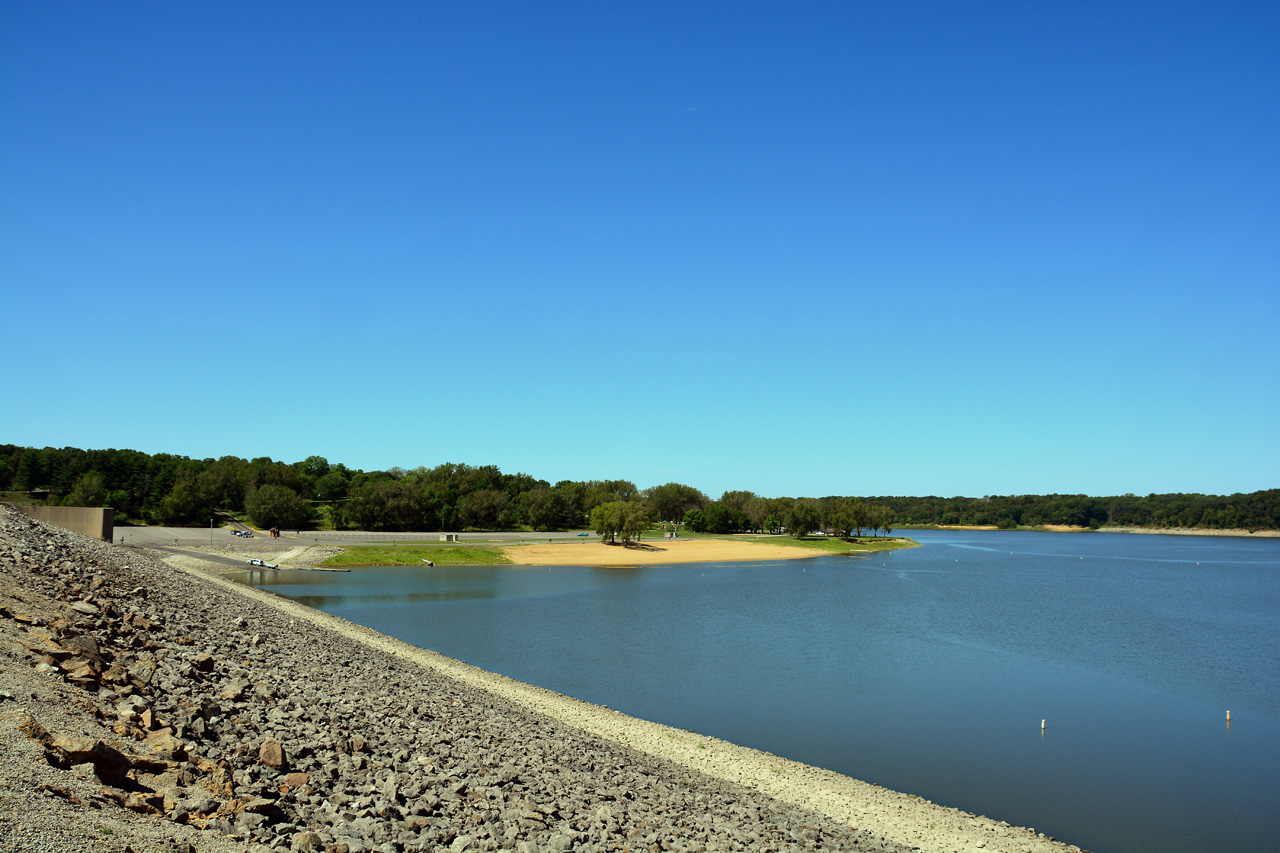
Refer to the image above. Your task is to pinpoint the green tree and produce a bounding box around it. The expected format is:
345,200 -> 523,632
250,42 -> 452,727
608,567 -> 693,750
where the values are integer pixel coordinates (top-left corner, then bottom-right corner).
63,471 -> 107,507
345,480 -> 434,531
825,501 -> 852,538
744,496 -> 771,532
298,455 -> 331,480
645,482 -> 708,523
871,504 -> 894,536
315,470 -> 351,502
591,501 -> 624,543
245,484 -> 313,530
683,508 -> 708,532
197,456 -> 253,512
590,501 -> 648,543
584,480 -> 640,513
522,487 -> 568,531
457,489 -> 512,529
718,490 -> 756,513
786,502 -> 820,539
849,498 -> 870,537
619,501 -> 650,543
701,503 -> 748,534
155,473 -> 208,525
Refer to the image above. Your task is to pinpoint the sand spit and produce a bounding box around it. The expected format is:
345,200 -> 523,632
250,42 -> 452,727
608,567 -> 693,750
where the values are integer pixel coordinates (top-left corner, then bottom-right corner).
0,507 -> 1083,853
500,539 -> 857,567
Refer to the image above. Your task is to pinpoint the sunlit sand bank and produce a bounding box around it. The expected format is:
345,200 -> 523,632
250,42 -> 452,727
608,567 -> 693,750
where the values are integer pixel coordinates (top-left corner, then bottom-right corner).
503,538 -> 832,566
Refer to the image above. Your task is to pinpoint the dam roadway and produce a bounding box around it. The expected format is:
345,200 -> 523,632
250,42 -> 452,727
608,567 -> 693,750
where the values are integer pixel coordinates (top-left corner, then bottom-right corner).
113,524 -> 591,549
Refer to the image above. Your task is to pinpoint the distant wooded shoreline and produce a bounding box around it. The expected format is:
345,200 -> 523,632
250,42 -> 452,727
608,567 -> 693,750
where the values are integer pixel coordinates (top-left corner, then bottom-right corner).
898,523 -> 1280,537
2,443 -> 1275,534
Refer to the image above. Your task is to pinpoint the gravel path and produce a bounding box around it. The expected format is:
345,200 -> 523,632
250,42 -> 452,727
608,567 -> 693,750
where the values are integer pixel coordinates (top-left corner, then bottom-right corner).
1,506 -> 1086,853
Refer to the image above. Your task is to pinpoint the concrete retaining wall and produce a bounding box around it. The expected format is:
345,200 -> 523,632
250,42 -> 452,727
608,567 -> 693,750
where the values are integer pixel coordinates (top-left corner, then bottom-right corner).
17,506 -> 115,541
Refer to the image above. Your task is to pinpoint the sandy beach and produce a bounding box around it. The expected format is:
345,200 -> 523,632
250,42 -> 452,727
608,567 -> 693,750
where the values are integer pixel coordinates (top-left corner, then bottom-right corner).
499,538 -> 869,566
1095,526 -> 1280,538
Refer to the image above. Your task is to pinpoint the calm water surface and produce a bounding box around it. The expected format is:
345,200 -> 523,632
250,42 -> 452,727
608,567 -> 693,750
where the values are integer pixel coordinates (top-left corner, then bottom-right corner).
240,530 -> 1280,853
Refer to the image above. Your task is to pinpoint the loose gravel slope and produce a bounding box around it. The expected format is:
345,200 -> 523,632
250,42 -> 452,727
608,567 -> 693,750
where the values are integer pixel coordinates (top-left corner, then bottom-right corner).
0,506 -> 1085,853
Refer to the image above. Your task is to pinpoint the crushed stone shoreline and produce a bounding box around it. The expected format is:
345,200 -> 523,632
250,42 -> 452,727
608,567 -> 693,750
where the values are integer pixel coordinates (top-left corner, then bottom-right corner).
0,506 -> 1085,853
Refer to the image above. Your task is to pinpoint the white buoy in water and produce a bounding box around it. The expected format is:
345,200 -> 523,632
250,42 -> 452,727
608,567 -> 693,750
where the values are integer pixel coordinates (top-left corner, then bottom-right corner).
1041,719 -> 1046,731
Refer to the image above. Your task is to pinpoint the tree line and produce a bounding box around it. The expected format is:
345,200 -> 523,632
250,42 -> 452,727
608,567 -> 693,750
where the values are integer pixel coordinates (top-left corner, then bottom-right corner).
1,444 -> 1275,534
874,491 -> 1280,532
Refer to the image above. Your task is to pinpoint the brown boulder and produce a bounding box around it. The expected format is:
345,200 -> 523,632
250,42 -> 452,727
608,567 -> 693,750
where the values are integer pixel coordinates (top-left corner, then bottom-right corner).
282,771 -> 310,789
60,634 -> 102,658
100,786 -> 163,814
290,831 -> 322,852
66,662 -> 101,684
102,663 -> 130,683
49,735 -> 132,784
58,656 -> 96,674
18,634 -> 65,657
258,738 -> 288,771
143,728 -> 186,761
16,711 -> 50,744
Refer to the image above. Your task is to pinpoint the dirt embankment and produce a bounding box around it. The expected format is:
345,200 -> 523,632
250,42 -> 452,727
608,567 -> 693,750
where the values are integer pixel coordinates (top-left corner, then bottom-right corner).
0,506 -> 1084,853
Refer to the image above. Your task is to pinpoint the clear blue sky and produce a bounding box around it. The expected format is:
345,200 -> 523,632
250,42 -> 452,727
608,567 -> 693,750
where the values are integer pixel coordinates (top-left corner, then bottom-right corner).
2,2 -> 1276,499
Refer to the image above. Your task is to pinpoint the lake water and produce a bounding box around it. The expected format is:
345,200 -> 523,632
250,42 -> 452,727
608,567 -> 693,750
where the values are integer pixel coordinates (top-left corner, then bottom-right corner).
239,530 -> 1280,853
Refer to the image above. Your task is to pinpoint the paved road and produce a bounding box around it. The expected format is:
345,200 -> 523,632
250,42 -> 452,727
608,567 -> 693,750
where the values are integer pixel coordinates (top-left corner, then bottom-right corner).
114,525 -> 595,548
142,545 -> 255,568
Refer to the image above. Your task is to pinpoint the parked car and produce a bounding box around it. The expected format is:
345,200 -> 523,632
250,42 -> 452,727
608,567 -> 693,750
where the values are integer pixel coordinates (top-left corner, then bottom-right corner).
247,558 -> 264,566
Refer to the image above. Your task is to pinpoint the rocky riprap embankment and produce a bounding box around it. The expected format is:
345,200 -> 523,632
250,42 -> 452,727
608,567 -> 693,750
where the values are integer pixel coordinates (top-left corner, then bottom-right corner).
0,506 -> 917,853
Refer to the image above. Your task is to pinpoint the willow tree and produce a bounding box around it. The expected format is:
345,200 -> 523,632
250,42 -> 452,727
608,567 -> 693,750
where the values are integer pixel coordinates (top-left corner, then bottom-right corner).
591,501 -> 649,544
